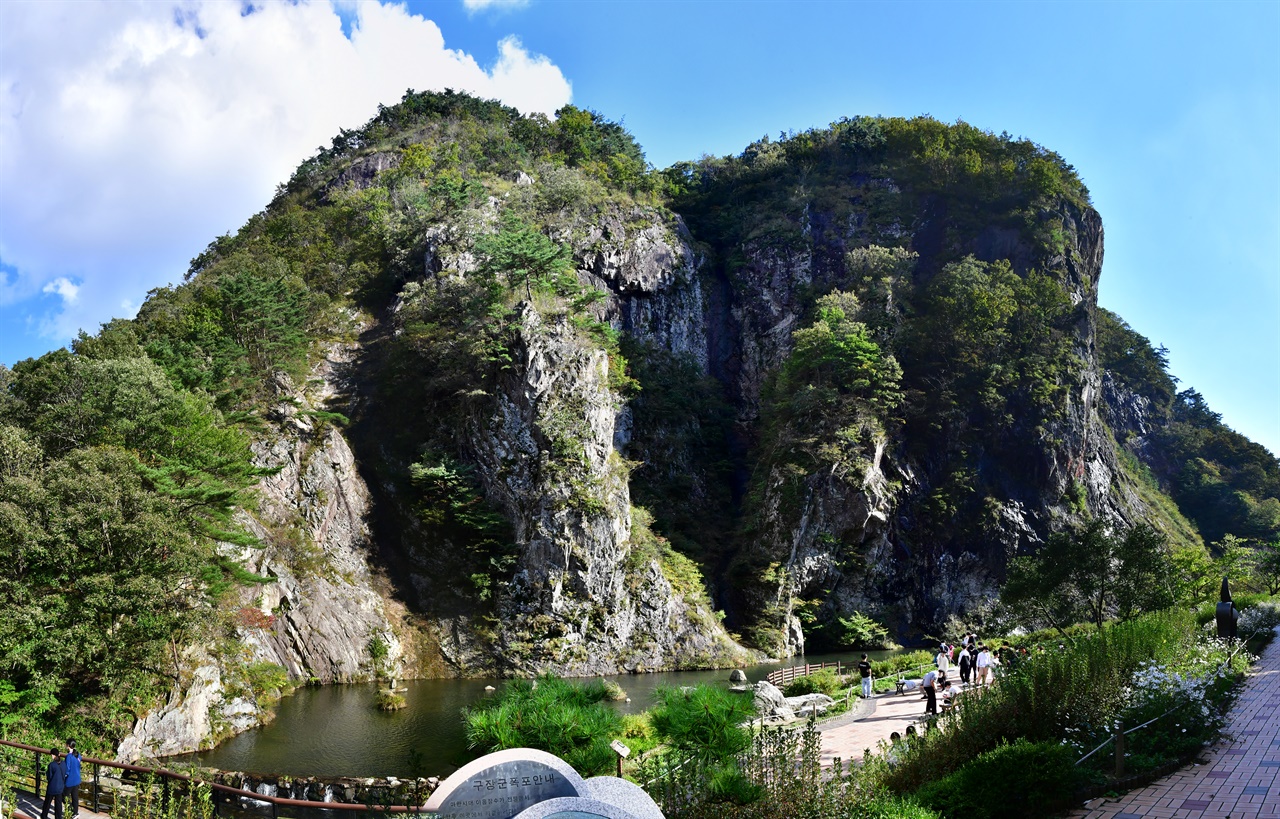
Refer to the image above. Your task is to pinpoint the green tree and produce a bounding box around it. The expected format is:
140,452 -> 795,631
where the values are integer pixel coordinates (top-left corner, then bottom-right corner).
650,684 -> 754,764
783,291 -> 902,412
1254,540 -> 1280,595
1114,524 -> 1178,620
0,446 -> 208,743
475,213 -> 574,300
1003,520 -> 1175,632
1212,534 -> 1258,592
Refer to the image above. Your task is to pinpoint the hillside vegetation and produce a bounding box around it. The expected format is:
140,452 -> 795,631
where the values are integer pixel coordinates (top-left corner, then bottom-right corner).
2,90 -> 1275,753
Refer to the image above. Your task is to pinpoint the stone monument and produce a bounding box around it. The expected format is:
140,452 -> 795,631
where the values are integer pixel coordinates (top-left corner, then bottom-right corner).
423,748 -> 585,819
423,749 -> 663,819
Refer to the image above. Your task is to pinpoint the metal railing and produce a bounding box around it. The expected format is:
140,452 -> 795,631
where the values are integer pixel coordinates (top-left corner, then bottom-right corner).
0,739 -> 431,818
1073,632 -> 1255,777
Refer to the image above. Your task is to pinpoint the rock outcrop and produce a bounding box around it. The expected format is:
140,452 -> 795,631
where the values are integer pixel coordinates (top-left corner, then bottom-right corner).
118,339 -> 419,760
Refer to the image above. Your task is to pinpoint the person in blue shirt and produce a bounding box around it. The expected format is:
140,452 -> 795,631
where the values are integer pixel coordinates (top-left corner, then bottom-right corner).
64,740 -> 82,818
40,747 -> 65,819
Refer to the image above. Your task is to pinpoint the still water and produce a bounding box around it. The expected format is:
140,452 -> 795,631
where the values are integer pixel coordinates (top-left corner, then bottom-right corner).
176,649 -> 903,779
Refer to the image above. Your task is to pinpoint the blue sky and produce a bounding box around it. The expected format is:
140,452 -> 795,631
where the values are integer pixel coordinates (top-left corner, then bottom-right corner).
1,0 -> 1276,456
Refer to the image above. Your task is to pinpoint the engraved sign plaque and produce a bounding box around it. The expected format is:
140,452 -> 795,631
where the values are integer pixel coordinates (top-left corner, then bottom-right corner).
424,748 -> 586,819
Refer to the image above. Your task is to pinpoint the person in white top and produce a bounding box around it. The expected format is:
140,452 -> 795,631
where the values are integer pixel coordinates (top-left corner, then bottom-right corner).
939,680 -> 956,710
975,645 -> 994,686
936,645 -> 950,673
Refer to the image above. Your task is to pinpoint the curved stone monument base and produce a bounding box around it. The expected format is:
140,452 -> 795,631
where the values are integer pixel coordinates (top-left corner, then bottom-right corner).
423,749 -> 663,819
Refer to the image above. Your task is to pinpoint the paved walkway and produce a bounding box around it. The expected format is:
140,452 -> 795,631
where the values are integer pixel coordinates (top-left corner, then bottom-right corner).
1070,628 -> 1280,819
12,788 -> 110,819
819,681 -> 981,766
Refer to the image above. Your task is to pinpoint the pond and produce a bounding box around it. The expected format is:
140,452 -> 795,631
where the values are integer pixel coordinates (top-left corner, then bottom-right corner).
174,649 -> 906,779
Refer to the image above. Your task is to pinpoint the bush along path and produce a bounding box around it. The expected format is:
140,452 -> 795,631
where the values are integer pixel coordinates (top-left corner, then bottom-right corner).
1071,625 -> 1280,819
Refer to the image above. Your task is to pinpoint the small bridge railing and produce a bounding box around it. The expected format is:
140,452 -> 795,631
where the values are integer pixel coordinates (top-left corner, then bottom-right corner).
765,660 -> 844,688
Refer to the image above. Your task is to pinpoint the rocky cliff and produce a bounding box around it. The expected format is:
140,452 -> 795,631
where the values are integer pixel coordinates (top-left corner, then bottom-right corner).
90,94 -> 1277,760
117,339 -> 424,759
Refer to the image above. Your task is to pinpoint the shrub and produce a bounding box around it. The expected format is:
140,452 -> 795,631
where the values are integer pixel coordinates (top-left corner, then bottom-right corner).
870,650 -> 936,679
642,721 -> 940,819
882,609 -> 1217,793
1240,601 -> 1280,635
375,688 -> 406,711
463,674 -> 622,776
619,712 -> 660,755
650,685 -> 754,763
784,669 -> 844,697
912,739 -> 1084,818
1195,592 -> 1270,626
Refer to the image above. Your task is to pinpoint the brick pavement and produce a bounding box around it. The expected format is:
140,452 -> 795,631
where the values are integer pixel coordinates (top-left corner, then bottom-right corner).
1070,626 -> 1280,819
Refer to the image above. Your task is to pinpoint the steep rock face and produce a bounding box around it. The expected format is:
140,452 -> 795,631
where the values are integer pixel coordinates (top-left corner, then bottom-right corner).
711,184 -> 1112,651
586,214 -> 709,369
471,252 -> 745,674
374,201 -> 750,675
242,341 -> 415,681
117,341 -> 419,760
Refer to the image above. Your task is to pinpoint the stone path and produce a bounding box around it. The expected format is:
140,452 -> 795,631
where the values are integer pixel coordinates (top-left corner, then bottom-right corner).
1070,628 -> 1280,819
819,681 -> 980,766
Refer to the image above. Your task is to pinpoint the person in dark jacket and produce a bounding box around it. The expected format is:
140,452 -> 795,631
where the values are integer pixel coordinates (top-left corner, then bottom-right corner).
958,647 -> 972,685
64,740 -> 82,818
40,747 -> 66,819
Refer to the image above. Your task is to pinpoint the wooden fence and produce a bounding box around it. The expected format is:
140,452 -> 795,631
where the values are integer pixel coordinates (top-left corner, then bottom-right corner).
0,739 -> 431,818
765,660 -> 844,688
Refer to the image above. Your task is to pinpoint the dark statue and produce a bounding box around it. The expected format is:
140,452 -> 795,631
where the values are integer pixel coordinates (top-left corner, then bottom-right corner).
1215,576 -> 1239,639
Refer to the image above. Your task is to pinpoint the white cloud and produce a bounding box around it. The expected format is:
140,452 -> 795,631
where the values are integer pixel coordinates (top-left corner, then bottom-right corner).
0,0 -> 572,353
41,277 -> 79,304
462,0 -> 531,13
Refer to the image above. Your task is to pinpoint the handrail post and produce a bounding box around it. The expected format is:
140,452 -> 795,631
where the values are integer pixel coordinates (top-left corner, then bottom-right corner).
35,750 -> 41,798
93,763 -> 100,812
163,776 -> 171,813
1114,725 -> 1125,777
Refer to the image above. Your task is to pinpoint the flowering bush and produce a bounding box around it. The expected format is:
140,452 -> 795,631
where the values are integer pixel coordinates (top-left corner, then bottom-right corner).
1080,633 -> 1246,773
883,610 -> 1250,793
1240,601 -> 1280,635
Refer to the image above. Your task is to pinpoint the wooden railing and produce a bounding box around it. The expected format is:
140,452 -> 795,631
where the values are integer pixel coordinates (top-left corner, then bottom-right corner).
765,660 -> 844,688
0,739 -> 431,817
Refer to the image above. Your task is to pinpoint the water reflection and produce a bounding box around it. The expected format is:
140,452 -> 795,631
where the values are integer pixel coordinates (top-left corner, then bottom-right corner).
176,649 -> 903,779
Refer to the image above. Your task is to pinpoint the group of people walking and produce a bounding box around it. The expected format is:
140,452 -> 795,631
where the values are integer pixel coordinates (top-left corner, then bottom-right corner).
39,741 -> 81,819
856,635 -> 1029,717
921,635 -> 994,715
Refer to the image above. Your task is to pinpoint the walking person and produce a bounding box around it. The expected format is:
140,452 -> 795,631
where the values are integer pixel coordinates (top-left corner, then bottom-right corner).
935,644 -> 951,674
64,741 -> 81,819
958,647 -> 972,686
40,747 -> 66,819
857,653 -> 873,699
976,644 -> 994,687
